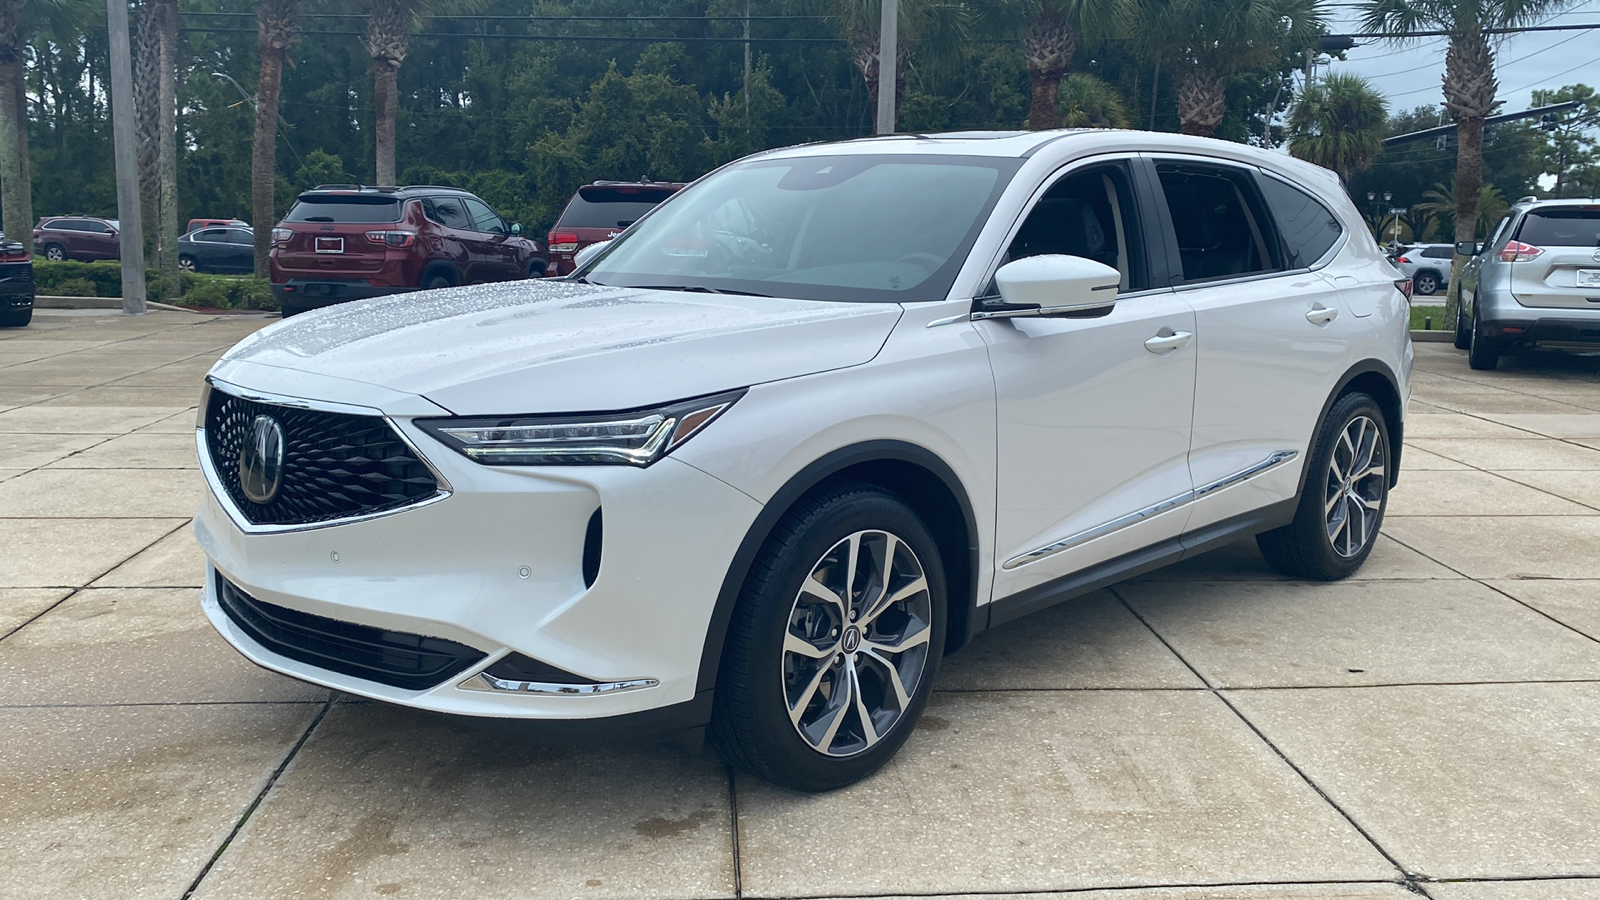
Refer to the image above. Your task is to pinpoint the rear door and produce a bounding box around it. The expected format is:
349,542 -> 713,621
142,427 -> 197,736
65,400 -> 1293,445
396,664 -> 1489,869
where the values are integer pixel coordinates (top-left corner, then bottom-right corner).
1507,206 -> 1600,309
275,194 -> 406,282
421,197 -> 476,281
222,228 -> 255,272
193,228 -> 230,268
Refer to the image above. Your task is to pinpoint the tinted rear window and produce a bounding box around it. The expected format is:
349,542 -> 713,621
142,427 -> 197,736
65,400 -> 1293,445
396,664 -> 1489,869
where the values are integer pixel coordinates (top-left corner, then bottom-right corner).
284,196 -> 403,224
556,190 -> 672,229
1256,175 -> 1341,268
1515,208 -> 1600,248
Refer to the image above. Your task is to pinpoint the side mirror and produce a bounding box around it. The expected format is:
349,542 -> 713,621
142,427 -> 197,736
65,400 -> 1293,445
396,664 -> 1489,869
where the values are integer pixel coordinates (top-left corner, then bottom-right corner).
976,255 -> 1121,320
1455,240 -> 1480,256
573,239 -> 612,271
510,223 -> 522,235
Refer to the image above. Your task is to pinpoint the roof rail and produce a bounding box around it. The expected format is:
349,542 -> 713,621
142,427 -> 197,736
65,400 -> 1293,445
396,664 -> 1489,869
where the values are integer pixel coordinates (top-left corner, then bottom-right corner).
311,183 -> 363,191
1517,195 -> 1539,204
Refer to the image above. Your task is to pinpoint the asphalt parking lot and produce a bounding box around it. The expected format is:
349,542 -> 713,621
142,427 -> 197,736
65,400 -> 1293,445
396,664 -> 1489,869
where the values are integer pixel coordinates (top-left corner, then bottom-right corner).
3,308 -> 1600,900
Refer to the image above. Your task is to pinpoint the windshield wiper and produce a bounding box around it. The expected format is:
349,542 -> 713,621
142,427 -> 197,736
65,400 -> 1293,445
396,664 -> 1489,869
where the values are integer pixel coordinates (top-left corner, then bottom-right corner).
630,284 -> 773,298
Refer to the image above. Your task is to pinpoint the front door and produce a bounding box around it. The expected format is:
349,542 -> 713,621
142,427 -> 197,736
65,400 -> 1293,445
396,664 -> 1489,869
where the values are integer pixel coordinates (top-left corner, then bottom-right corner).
982,160 -> 1198,601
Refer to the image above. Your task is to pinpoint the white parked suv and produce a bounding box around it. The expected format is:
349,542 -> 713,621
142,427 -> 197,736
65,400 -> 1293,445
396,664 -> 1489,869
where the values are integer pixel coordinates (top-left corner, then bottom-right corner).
195,131 -> 1412,790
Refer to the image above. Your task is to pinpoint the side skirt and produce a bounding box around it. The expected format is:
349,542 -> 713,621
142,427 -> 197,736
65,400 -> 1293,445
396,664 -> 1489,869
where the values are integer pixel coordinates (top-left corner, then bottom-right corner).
982,497 -> 1299,631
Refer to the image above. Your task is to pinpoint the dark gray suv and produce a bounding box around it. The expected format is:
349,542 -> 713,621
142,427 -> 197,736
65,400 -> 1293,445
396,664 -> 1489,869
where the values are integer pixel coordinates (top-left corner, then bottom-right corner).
1457,199 -> 1600,370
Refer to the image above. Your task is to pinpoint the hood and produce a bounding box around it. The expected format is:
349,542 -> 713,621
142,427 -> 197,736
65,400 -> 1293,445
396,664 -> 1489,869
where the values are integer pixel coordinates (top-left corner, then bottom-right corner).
222,280 -> 903,414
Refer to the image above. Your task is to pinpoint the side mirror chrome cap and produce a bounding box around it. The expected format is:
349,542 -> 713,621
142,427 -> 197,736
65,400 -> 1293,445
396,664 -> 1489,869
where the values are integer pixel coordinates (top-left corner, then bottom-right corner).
980,255 -> 1121,320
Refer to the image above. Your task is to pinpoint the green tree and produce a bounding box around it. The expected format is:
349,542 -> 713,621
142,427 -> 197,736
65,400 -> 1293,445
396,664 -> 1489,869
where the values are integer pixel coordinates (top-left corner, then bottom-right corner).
0,0 -> 94,236
984,0 -> 1131,130
1415,178 -> 1507,237
1287,72 -> 1388,184
1056,73 -> 1131,128
1532,84 -> 1598,199
1152,0 -> 1324,137
251,0 -> 305,277
1363,0 -> 1581,327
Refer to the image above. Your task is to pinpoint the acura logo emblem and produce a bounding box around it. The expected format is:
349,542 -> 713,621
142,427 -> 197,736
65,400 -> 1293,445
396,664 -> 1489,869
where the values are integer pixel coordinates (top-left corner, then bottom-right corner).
238,414 -> 285,504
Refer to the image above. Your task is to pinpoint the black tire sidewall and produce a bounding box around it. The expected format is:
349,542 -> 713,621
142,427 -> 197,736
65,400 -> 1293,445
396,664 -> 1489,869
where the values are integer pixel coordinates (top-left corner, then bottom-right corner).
1292,392 -> 1390,579
714,485 -> 947,791
1469,310 -> 1501,370
1415,273 -> 1438,295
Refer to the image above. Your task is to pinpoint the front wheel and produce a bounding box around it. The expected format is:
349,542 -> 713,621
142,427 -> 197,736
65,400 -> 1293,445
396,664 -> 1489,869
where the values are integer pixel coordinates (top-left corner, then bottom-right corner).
710,483 -> 946,791
179,255 -> 198,273
1257,392 -> 1390,580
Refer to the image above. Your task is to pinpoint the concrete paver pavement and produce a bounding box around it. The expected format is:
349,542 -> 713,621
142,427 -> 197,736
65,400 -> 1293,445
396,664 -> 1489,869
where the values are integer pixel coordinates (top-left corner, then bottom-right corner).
3,310 -> 1600,898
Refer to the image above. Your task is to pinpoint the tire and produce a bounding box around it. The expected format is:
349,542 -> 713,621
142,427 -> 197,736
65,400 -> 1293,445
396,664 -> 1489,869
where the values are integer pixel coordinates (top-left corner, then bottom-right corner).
279,302 -> 306,318
43,243 -> 66,262
1257,392 -> 1390,581
1413,271 -> 1439,296
179,255 -> 198,273
0,308 -> 31,328
709,482 -> 947,792
1453,304 -> 1471,350
525,261 -> 547,279
422,272 -> 453,290
1468,310 -> 1501,371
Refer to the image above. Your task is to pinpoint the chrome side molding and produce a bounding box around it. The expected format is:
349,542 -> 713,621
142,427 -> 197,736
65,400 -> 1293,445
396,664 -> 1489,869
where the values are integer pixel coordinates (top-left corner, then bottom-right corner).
1002,449 -> 1299,570
458,672 -> 660,696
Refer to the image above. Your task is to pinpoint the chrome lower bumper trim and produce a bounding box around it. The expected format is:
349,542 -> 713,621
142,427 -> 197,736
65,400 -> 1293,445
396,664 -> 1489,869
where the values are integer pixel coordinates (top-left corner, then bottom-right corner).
1002,449 -> 1299,570
458,672 -> 660,696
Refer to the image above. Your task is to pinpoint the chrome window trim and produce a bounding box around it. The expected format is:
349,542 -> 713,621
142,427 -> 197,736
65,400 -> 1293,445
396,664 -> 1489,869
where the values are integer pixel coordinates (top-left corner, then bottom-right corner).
1002,449 -> 1298,570
197,379 -> 453,535
458,672 -> 660,696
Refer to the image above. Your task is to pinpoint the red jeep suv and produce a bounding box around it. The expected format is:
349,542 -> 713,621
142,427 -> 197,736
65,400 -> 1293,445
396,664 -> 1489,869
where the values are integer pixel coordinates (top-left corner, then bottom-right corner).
270,185 -> 546,317
547,180 -> 685,276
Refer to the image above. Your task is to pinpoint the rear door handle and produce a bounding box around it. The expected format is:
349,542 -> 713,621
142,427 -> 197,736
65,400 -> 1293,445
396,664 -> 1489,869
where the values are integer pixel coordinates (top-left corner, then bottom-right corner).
1306,305 -> 1338,325
1144,330 -> 1193,354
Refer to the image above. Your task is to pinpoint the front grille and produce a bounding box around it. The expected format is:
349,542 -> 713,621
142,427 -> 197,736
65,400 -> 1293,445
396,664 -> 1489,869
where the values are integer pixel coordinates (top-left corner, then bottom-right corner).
216,577 -> 486,690
205,387 -> 439,527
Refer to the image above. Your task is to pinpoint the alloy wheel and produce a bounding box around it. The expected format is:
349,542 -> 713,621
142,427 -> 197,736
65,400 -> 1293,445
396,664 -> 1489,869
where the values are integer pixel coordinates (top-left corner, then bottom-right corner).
782,529 -> 933,758
45,246 -> 64,262
179,257 -> 196,272
1324,415 -> 1385,558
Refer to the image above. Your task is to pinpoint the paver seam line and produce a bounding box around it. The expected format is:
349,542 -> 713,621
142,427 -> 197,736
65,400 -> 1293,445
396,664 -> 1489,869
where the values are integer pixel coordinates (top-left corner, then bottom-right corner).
728,764 -> 744,900
738,878 -> 1411,899
1108,585 -> 1430,895
0,316 -> 237,371
0,517 -> 190,642
1382,533 -> 1600,648
0,324 -> 239,412
1400,444 -> 1600,514
178,697 -> 333,900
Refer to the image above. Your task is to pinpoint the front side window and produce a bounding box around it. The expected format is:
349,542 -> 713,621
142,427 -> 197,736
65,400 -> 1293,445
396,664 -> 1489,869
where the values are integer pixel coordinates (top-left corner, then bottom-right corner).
1257,175 -> 1342,268
1156,163 -> 1283,282
462,198 -> 506,235
1421,246 -> 1454,259
584,154 -> 1023,303
999,164 -> 1145,292
226,229 -> 254,245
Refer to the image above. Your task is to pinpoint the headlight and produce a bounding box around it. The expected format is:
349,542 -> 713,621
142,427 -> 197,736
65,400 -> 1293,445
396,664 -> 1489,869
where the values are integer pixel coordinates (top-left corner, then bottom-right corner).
415,390 -> 744,467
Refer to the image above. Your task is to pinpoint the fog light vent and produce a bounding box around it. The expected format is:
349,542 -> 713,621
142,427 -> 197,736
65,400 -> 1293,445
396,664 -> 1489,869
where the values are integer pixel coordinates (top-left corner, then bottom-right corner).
582,509 -> 602,588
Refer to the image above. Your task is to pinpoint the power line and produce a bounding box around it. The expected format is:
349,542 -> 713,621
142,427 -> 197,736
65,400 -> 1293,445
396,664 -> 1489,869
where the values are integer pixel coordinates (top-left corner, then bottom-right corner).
1373,28 -> 1591,89
179,28 -> 847,44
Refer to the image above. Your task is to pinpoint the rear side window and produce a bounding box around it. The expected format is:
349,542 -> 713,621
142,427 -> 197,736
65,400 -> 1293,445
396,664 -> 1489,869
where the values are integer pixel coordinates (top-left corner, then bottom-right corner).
196,229 -> 228,243
1256,174 -> 1342,268
284,196 -> 403,224
422,197 -> 472,230
1421,246 -> 1454,259
557,188 -> 671,229
1515,208 -> 1600,248
1156,163 -> 1283,282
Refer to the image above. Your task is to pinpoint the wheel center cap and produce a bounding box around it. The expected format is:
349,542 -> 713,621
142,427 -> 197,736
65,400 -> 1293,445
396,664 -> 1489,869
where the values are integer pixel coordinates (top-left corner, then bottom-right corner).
840,626 -> 861,654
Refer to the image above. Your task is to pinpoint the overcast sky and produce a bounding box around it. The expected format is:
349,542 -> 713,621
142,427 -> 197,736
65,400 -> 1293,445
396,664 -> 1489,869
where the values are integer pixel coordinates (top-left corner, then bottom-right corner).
1325,0 -> 1600,117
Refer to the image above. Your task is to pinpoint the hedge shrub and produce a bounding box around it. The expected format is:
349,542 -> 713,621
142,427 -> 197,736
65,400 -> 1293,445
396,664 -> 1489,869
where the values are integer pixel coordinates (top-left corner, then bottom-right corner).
33,260 -> 276,310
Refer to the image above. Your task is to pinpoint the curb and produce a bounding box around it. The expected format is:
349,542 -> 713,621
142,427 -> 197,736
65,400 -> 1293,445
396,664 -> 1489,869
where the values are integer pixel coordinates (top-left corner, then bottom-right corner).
1411,330 -> 1453,342
35,295 -> 200,313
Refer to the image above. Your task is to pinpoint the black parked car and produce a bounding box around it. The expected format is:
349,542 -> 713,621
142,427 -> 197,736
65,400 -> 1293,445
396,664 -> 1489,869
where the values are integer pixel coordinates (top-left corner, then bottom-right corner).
178,225 -> 254,274
0,232 -> 34,327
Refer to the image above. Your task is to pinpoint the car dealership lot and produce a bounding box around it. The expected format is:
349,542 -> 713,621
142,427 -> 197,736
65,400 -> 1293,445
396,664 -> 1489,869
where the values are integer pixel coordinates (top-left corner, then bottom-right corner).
4,309 -> 1600,900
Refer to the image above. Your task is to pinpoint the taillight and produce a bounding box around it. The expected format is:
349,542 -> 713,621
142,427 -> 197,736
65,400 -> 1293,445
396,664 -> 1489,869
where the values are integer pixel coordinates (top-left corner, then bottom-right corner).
1499,240 -> 1543,262
365,230 -> 416,248
271,228 -> 292,245
1394,256 -> 1410,264
1394,278 -> 1413,301
549,231 -> 578,252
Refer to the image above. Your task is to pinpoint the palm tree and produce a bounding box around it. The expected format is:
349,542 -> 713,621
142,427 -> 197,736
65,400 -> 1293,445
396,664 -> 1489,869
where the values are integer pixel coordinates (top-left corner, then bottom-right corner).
0,0 -> 93,240
1287,72 -> 1388,184
360,0 -> 487,185
1158,0 -> 1325,137
153,0 -> 179,297
134,0 -> 160,268
1362,0 -> 1579,325
253,0 -> 303,277
1057,73 -> 1132,128
1415,179 -> 1507,238
995,0 -> 1132,130
829,0 -> 972,128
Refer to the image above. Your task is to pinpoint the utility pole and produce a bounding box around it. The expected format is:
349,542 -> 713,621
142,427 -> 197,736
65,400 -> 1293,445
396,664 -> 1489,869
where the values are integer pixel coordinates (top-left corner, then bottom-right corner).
743,0 -> 751,132
875,0 -> 897,134
107,0 -> 147,315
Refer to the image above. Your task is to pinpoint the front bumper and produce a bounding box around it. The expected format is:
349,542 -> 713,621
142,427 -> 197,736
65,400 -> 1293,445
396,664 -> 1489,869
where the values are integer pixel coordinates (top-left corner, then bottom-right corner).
195,398 -> 763,726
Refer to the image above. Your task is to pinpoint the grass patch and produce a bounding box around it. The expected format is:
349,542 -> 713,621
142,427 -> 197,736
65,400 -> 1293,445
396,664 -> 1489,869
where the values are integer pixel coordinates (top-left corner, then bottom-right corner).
1409,304 -> 1454,331
34,259 -> 275,310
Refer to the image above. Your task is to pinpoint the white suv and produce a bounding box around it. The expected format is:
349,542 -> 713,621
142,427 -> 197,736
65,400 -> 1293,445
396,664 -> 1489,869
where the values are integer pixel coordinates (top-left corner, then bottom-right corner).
195,131 -> 1412,790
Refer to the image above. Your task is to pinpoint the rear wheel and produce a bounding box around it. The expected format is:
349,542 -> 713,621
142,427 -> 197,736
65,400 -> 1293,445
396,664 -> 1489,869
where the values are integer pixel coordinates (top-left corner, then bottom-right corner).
1257,392 -> 1389,581
1413,271 -> 1439,295
1468,310 -> 1502,370
279,302 -> 306,318
1453,303 -> 1471,350
710,483 -> 945,792
525,261 -> 546,279
43,243 -> 66,262
179,255 -> 197,272
0,308 -> 31,328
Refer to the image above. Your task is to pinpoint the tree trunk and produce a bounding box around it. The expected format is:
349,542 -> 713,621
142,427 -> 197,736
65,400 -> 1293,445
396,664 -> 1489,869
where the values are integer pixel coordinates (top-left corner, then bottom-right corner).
373,60 -> 398,185
253,46 -> 285,279
155,0 -> 180,298
1177,69 -> 1226,137
134,1 -> 161,268
1446,115 -> 1485,330
1021,12 -> 1074,131
1441,33 -> 1497,332
0,47 -> 27,241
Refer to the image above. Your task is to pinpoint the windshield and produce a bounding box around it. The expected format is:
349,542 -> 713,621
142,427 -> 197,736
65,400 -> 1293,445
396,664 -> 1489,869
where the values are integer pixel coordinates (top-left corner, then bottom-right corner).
582,153 -> 1022,303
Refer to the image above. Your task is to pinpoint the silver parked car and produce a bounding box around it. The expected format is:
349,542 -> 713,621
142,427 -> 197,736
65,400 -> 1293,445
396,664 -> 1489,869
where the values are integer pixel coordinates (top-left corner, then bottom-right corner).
1389,243 -> 1453,296
1456,198 -> 1600,370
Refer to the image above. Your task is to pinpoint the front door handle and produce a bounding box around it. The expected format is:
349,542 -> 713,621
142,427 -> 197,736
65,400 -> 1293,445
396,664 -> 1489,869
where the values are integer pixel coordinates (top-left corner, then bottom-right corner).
1306,304 -> 1338,325
1144,330 -> 1193,354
